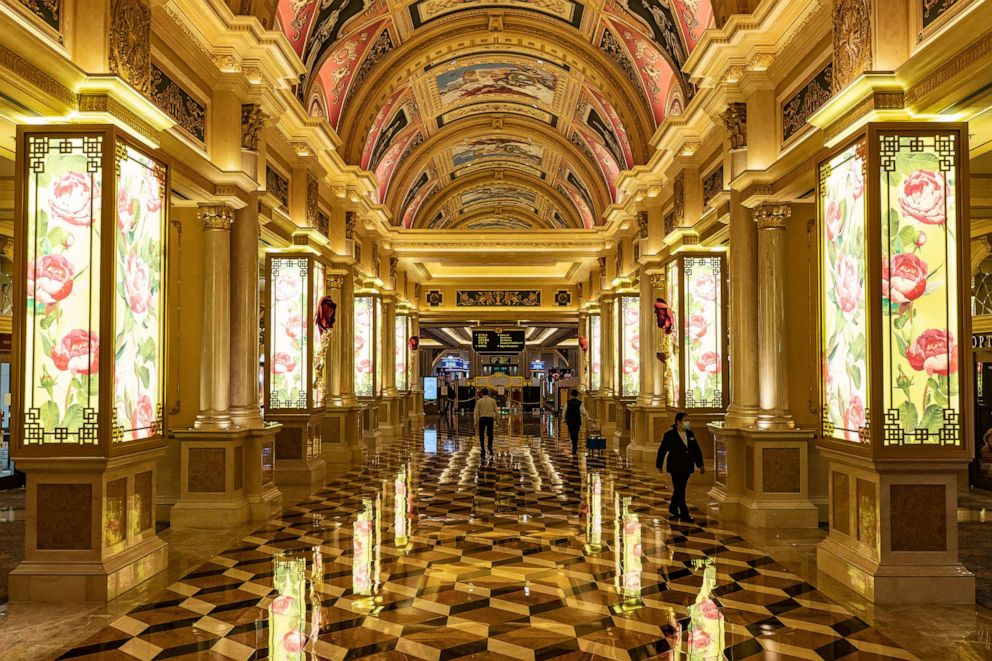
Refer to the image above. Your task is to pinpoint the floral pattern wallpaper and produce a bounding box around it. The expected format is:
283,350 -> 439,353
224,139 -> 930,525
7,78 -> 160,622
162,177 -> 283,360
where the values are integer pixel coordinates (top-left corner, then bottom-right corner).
620,295 -> 640,398
683,256 -> 723,409
820,144 -> 869,442
395,314 -> 408,391
114,144 -> 166,442
589,314 -> 601,391
666,260 -> 680,408
269,258 -> 309,409
354,296 -> 375,397
24,136 -> 103,445
879,133 -> 959,446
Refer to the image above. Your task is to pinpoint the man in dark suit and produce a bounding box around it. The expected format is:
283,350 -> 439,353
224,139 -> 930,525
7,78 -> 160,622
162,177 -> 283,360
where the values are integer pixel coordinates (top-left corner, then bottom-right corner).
656,411 -> 705,523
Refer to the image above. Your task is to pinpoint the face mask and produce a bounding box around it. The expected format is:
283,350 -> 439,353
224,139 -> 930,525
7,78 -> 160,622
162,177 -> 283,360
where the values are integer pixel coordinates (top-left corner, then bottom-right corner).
682,421 -> 691,430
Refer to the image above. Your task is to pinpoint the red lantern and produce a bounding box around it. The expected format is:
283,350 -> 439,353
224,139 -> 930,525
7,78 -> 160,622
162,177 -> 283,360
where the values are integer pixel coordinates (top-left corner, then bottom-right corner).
578,335 -> 589,352
315,296 -> 337,334
408,336 -> 419,351
654,298 -> 675,334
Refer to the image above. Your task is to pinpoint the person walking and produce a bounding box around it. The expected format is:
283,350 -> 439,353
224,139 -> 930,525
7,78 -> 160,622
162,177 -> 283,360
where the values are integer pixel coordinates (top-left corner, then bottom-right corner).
447,381 -> 457,421
561,389 -> 589,454
474,387 -> 498,458
656,411 -> 705,523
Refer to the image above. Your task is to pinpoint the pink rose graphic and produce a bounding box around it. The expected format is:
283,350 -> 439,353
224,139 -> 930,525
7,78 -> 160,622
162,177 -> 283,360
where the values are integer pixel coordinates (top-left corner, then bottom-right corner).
688,314 -> 708,340
624,520 -> 639,535
882,253 -> 928,304
282,630 -> 306,653
899,170 -> 946,225
623,358 -> 639,374
624,306 -> 639,325
131,394 -> 156,436
694,351 -> 720,374
688,628 -> 711,650
825,198 -> 843,242
274,272 -> 299,302
272,352 -> 298,375
632,543 -> 642,557
850,160 -> 864,199
834,254 -> 862,314
623,573 -> 641,592
49,172 -> 94,226
355,519 -> 372,535
283,314 -> 303,341
117,188 -> 136,233
844,395 -> 865,440
270,594 -> 294,615
28,254 -> 74,304
51,329 -> 99,374
691,274 -> 717,301
357,358 -> 372,374
906,329 -> 958,376
355,334 -> 365,353
699,598 -> 721,620
145,177 -> 162,213
630,333 -> 640,351
124,252 -> 152,314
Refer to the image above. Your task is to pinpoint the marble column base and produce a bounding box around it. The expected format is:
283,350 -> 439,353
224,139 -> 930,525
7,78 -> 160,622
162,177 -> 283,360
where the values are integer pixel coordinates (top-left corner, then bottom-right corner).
816,450 -> 974,604
378,395 -> 403,442
593,395 -> 618,445
629,405 -> 674,465
724,405 -> 760,430
266,411 -> 326,490
321,404 -> 364,470
168,426 -> 283,530
228,405 -> 266,430
708,424 -> 819,529
408,391 -> 425,427
10,448 -> 168,602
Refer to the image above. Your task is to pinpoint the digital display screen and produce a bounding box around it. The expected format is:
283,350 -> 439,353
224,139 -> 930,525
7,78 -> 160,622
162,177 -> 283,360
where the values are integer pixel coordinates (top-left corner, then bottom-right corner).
473,329 -> 525,353
530,360 -> 545,370
423,376 -> 438,401
439,356 -> 469,370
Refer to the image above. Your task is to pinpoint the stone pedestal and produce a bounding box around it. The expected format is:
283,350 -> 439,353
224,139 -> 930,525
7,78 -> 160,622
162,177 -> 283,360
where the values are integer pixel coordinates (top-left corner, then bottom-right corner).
708,423 -> 819,528
817,449 -> 974,604
270,413 -> 326,490
594,395 -> 618,444
9,449 -> 168,602
629,404 -> 673,465
408,390 -> 425,427
167,425 -> 282,529
612,401 -> 633,451
361,400 -> 382,455
321,403 -> 364,469
378,395 -> 403,441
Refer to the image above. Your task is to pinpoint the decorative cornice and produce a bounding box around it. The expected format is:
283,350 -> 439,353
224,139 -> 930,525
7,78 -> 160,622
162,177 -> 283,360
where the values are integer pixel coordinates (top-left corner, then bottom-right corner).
906,30 -> 992,106
823,90 -> 904,143
78,93 -> 158,143
754,203 -> 791,230
0,42 -> 75,106
197,204 -> 234,230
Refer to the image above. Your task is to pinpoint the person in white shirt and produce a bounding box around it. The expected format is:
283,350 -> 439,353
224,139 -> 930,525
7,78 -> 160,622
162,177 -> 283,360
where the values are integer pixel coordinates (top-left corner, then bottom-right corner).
474,387 -> 498,458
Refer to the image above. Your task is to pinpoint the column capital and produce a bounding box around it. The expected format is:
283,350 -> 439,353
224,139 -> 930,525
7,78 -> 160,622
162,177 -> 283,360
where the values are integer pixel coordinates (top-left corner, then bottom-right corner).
753,203 -> 791,230
326,273 -> 345,289
197,204 -> 234,231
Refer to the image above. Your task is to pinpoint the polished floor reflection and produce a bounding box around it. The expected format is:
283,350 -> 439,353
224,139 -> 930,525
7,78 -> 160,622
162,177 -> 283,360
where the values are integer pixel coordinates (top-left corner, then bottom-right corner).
57,415 -> 915,660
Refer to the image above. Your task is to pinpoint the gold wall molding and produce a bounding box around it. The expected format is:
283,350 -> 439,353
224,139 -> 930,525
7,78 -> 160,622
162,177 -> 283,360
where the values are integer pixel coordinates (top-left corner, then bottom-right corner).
906,30 -> 992,106
832,0 -> 873,93
823,90 -> 904,143
149,62 -> 206,142
720,102 -> 747,149
77,93 -> 158,144
306,174 -> 318,227
197,204 -> 234,230
0,42 -> 74,106
108,0 -> 151,95
241,104 -> 264,151
754,203 -> 791,230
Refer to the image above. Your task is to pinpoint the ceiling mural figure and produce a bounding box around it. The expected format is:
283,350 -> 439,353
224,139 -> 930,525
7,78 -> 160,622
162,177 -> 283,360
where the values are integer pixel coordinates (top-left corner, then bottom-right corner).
273,0 -> 714,229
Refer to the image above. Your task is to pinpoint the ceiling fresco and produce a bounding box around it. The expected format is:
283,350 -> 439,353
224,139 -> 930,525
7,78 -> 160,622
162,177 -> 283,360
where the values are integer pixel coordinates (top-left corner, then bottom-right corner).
276,0 -> 713,229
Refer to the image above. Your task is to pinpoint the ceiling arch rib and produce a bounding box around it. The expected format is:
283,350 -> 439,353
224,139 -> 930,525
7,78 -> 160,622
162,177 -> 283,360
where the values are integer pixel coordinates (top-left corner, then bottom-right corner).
274,0 -> 715,230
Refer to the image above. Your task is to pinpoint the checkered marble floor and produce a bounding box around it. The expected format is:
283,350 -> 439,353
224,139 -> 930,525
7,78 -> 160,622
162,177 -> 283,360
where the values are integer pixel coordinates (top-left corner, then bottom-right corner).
56,415 -> 917,660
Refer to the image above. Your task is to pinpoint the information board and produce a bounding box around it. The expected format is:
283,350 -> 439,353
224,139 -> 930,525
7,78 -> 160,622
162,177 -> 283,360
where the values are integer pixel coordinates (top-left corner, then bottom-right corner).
473,329 -> 525,353
423,377 -> 438,401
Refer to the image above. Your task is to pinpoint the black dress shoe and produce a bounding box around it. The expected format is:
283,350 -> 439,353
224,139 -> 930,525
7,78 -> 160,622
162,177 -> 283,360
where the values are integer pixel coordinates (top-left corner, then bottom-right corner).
680,516 -> 696,524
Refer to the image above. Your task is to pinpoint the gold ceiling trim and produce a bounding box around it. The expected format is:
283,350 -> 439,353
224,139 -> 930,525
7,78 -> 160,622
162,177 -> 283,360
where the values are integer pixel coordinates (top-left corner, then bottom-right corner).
0,41 -> 75,107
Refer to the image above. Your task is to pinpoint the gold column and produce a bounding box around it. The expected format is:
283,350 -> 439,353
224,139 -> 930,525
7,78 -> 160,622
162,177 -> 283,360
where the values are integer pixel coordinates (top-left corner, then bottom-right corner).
725,192 -> 760,428
325,273 -> 345,402
600,293 -> 616,397
193,204 -> 234,430
754,203 -> 794,430
636,273 -> 657,405
577,311 -> 588,393
382,296 -> 397,396
650,273 -> 666,400
229,195 -> 264,428
341,269 -> 357,403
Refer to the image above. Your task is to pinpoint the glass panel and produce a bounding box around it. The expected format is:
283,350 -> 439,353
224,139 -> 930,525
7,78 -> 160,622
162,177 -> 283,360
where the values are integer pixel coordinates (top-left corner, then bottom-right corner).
683,256 -> 723,409
395,315 -> 408,391
375,297 -> 383,396
311,262 -> 323,408
619,295 -> 640,398
113,143 -> 165,442
269,257 -> 309,409
589,315 -> 601,391
666,260 -> 680,408
354,296 -> 374,397
879,132 -> 960,446
269,555 -> 306,661
820,143 -> 868,442
23,135 -> 102,445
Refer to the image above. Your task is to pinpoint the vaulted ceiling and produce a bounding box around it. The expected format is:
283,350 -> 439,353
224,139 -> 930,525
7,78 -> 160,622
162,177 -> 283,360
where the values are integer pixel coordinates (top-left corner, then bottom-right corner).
276,0 -> 712,230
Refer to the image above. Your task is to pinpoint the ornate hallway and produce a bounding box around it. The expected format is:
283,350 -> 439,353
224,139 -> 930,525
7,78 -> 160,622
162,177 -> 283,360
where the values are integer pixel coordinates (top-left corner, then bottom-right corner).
47,416 -> 916,661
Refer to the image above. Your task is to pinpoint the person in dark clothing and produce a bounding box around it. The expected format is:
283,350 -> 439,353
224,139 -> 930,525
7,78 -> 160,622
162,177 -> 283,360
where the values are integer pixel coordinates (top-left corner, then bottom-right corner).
656,411 -> 705,523
561,389 -> 589,454
447,382 -> 456,419
474,387 -> 498,458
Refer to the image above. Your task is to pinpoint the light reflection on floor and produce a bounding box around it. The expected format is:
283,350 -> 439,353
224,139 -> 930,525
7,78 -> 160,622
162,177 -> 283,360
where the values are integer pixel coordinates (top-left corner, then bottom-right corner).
56,414 -> 916,660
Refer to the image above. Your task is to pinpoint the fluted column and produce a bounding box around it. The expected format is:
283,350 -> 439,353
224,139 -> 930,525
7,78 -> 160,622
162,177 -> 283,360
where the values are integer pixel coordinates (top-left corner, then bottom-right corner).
341,269 -> 357,404
229,196 -> 264,428
650,273 -> 666,402
577,312 -> 589,393
726,192 -> 761,428
193,204 -> 234,430
382,296 -> 397,396
410,312 -> 422,393
754,203 -> 794,430
637,274 -> 656,406
600,294 -> 616,397
325,273 -> 345,403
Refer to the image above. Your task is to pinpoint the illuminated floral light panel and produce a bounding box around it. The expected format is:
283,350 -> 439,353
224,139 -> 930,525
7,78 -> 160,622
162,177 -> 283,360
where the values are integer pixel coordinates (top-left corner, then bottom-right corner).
878,131 -> 960,446
354,296 -> 375,397
395,314 -> 408,391
311,261 -> 324,408
820,143 -> 869,442
269,555 -> 307,660
682,256 -> 723,409
666,261 -> 680,408
269,257 -> 309,409
353,496 -> 380,596
619,295 -> 640,398
375,297 -> 383,395
589,314 -> 601,391
586,472 -> 603,550
683,559 -> 726,656
21,132 -> 167,446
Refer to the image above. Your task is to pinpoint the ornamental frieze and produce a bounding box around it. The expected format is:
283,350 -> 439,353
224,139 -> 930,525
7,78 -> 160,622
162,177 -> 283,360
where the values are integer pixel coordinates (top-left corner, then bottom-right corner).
109,0 -> 151,95
456,290 -> 541,307
16,0 -> 61,32
150,63 -> 206,142
783,63 -> 833,142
